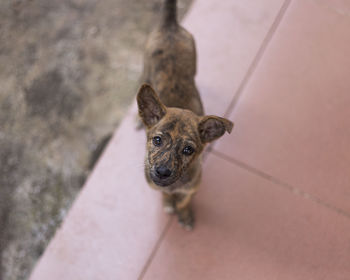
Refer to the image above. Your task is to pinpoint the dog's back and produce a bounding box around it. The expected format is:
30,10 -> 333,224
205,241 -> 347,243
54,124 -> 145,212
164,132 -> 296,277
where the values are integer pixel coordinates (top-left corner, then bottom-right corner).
142,0 -> 204,116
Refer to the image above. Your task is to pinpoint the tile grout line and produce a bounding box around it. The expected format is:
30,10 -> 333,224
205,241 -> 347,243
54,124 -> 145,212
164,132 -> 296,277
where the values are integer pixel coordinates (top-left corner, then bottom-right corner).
138,217 -> 174,280
211,149 -> 350,220
224,0 -> 292,118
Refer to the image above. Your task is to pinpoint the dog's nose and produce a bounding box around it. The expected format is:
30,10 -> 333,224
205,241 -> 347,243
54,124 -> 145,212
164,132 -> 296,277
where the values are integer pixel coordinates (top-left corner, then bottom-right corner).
155,166 -> 172,179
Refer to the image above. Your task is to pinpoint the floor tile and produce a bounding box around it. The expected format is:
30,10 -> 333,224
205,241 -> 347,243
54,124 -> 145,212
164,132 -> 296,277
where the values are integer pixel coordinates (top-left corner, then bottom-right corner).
216,0 -> 350,214
30,105 -> 169,280
182,0 -> 285,115
143,154 -> 350,280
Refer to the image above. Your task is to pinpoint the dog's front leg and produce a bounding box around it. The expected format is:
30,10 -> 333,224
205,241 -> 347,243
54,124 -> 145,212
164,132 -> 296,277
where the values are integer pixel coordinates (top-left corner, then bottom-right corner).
175,193 -> 194,230
162,192 -> 176,214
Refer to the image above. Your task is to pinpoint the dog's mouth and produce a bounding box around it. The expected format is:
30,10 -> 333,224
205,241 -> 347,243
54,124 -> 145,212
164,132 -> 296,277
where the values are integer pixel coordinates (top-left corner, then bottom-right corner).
148,165 -> 181,187
150,172 -> 178,187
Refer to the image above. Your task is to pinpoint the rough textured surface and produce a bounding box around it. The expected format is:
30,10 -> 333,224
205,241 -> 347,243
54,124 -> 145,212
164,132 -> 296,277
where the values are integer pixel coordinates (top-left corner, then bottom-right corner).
0,0 -> 192,279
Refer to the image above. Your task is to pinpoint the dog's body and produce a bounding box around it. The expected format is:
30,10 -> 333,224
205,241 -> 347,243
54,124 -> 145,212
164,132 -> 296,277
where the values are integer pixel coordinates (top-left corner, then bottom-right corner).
137,0 -> 233,230
142,0 -> 203,116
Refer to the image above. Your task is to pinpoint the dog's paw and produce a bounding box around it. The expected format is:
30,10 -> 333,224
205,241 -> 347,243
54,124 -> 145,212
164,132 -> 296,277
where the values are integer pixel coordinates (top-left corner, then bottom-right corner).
163,205 -> 175,215
177,209 -> 194,231
178,217 -> 194,231
162,194 -> 176,215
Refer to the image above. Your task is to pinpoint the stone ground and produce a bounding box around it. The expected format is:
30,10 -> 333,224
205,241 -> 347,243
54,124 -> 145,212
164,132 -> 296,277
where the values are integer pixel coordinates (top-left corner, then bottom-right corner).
0,0 -> 192,279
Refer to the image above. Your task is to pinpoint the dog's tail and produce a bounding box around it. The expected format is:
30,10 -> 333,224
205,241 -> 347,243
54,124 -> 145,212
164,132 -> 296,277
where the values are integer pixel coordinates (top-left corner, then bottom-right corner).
161,0 -> 178,28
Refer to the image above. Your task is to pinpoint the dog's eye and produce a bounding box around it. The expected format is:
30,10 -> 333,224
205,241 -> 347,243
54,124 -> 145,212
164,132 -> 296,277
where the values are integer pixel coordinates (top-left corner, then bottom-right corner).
152,136 -> 162,147
183,146 -> 194,156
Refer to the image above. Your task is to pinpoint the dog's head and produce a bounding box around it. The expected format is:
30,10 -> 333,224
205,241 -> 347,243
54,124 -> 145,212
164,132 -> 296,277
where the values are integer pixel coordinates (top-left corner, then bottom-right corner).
137,84 -> 233,188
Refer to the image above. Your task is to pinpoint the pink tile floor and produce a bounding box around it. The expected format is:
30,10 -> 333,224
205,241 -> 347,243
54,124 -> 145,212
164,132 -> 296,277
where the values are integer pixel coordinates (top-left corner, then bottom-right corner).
30,0 -> 350,279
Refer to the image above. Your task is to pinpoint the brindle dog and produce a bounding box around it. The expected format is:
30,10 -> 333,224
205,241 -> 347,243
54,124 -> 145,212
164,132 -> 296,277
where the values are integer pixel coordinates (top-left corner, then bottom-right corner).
137,0 -> 233,230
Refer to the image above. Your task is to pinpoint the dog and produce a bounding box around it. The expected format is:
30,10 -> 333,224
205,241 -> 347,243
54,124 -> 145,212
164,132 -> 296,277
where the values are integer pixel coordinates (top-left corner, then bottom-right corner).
137,0 -> 233,230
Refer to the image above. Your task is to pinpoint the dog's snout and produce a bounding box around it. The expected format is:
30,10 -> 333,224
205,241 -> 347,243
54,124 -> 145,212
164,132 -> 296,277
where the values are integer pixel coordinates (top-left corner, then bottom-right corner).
155,166 -> 172,179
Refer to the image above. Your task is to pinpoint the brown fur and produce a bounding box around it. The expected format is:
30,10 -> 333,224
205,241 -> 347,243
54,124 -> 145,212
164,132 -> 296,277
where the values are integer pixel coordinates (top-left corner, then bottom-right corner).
137,0 -> 233,230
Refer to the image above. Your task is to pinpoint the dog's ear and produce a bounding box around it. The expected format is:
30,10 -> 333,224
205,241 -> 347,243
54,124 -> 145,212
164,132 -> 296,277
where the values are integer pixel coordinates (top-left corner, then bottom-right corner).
198,115 -> 234,143
137,84 -> 167,128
